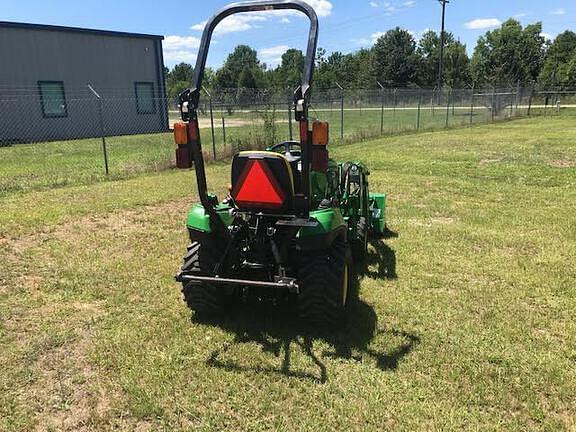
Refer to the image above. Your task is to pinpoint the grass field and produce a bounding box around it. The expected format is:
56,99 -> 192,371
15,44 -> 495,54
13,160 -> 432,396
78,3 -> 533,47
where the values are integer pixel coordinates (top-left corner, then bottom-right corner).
1,113 -> 575,431
1,102 -> 536,197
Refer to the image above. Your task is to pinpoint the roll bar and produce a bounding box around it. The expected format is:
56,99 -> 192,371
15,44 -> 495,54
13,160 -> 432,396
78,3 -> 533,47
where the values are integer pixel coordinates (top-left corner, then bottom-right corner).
180,0 -> 318,114
178,1 -> 318,235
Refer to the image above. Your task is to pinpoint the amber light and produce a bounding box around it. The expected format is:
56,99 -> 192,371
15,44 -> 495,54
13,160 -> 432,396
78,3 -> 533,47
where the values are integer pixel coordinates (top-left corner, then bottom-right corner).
312,121 -> 329,146
173,122 -> 188,145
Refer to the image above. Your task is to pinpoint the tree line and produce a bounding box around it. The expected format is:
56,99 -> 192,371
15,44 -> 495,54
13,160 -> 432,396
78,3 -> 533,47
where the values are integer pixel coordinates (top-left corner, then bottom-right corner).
165,19 -> 576,99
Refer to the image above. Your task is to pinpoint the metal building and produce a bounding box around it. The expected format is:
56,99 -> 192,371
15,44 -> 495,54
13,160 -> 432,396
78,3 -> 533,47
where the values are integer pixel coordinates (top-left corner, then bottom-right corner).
0,21 -> 167,144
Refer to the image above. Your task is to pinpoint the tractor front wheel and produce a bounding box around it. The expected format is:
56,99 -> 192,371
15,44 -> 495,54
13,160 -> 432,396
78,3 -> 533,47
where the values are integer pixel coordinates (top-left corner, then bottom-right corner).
297,236 -> 353,328
180,240 -> 234,315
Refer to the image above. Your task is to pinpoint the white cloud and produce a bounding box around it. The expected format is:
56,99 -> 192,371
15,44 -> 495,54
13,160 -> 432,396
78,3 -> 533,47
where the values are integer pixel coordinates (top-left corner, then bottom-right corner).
191,14 -> 267,35
464,18 -> 502,30
403,1 -> 415,7
163,50 -> 197,63
514,12 -> 527,18
369,1 -> 378,7
370,31 -> 387,43
353,31 -> 387,46
541,32 -> 553,41
163,35 -> 200,50
280,17 -> 291,23
303,0 -> 333,17
551,8 -> 565,16
163,35 -> 200,64
354,26 -> 431,47
258,45 -> 290,67
190,1 -> 333,36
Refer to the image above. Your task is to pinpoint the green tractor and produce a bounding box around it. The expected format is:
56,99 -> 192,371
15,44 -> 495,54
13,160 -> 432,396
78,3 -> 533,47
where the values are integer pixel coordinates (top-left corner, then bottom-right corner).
174,0 -> 387,327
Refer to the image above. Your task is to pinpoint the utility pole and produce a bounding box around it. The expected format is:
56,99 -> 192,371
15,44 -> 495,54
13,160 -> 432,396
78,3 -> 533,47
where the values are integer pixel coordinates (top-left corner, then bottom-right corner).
437,0 -> 449,92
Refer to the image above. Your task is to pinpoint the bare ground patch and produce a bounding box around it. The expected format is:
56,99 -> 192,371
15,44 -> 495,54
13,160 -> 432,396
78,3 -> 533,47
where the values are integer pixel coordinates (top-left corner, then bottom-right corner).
549,159 -> 576,168
1,199 -> 193,429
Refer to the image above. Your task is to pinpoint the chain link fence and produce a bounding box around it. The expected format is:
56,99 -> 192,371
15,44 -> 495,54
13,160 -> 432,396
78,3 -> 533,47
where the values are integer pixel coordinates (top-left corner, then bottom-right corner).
1,85 -> 574,196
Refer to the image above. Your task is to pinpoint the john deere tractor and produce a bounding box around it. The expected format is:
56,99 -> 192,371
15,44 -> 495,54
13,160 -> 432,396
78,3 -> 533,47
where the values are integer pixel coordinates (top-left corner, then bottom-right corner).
174,0 -> 387,327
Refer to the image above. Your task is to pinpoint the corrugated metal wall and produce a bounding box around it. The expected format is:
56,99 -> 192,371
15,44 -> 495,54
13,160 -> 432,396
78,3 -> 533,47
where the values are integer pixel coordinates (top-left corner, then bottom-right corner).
0,24 -> 167,143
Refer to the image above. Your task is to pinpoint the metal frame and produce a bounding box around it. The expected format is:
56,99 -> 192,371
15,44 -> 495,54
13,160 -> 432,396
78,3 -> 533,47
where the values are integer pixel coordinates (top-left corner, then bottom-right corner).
187,0 -> 317,111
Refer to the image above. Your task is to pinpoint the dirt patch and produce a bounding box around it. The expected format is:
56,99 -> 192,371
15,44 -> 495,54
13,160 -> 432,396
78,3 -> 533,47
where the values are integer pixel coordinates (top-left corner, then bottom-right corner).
549,159 -> 576,168
479,158 -> 502,166
198,117 -> 289,129
4,200 -> 190,259
408,216 -> 456,227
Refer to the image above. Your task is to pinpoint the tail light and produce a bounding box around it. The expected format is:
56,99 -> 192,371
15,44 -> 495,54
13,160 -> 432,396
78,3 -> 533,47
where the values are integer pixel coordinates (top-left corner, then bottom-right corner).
312,121 -> 329,145
173,121 -> 188,145
312,121 -> 329,171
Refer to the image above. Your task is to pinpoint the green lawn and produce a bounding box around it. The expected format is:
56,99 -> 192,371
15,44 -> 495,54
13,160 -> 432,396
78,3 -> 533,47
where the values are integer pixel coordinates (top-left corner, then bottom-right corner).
1,114 -> 575,431
1,101 -> 549,197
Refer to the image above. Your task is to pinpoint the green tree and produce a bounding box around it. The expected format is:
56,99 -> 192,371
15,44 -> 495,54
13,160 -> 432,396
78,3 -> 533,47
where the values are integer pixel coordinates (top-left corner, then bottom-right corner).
470,19 -> 546,86
341,49 -> 375,89
314,50 -> 344,89
539,31 -> 576,88
166,62 -> 194,100
372,28 -> 418,87
238,66 -> 258,88
417,30 -> 470,88
277,49 -> 305,90
214,45 -> 264,89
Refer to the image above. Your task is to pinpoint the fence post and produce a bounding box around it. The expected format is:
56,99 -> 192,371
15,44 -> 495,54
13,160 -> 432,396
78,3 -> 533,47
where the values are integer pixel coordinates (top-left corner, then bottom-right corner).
88,84 -> 109,175
491,87 -> 496,122
469,85 -> 475,126
509,86 -> 514,118
336,84 -> 344,140
377,81 -> 385,135
445,89 -> 451,127
380,91 -> 385,134
209,97 -> 216,159
417,95 -> 422,129
515,81 -> 521,115
287,100 -> 293,140
393,88 -> 397,126
222,116 -> 226,147
527,85 -> 534,116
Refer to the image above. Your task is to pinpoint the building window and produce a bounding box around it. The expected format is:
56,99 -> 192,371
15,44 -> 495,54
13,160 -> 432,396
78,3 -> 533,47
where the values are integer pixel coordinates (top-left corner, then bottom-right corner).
135,82 -> 156,114
38,81 -> 67,118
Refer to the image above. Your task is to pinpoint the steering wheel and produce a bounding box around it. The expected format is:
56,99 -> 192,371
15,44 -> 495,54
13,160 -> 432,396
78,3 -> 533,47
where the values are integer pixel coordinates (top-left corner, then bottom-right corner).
269,141 -> 302,162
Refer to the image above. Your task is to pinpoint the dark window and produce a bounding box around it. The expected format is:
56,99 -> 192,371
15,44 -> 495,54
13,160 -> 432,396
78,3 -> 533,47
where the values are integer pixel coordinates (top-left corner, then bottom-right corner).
38,81 -> 67,118
135,82 -> 156,114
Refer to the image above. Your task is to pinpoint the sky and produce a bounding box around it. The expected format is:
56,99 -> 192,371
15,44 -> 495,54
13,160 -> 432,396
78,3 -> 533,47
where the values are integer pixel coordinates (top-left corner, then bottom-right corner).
1,0 -> 574,69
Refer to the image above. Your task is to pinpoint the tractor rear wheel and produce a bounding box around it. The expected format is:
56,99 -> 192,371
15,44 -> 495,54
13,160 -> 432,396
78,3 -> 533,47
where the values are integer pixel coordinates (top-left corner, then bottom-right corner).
297,236 -> 352,328
180,240 -> 234,314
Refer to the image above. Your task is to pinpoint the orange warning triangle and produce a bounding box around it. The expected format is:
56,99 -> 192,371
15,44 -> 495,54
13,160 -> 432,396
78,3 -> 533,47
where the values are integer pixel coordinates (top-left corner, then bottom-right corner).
235,160 -> 284,208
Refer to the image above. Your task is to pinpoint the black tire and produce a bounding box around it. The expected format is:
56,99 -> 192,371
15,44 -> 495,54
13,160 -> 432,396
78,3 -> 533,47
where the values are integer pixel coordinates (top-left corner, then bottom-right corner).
180,240 -> 234,314
352,216 -> 368,260
297,236 -> 353,328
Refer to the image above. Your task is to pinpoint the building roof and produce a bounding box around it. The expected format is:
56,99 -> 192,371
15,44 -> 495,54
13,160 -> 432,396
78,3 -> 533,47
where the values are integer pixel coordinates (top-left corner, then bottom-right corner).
0,21 -> 164,40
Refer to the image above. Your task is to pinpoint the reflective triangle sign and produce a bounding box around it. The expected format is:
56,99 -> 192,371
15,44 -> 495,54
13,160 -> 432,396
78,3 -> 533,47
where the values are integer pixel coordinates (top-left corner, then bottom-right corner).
234,160 -> 285,209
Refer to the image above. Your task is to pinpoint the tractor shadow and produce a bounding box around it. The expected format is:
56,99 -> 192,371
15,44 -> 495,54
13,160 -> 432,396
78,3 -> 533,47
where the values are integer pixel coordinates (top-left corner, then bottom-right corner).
363,227 -> 399,280
195,230 -> 419,383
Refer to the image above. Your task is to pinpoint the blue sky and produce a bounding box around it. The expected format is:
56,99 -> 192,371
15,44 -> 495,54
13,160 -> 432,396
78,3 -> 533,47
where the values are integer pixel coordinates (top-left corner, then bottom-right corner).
2,0 -> 574,69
